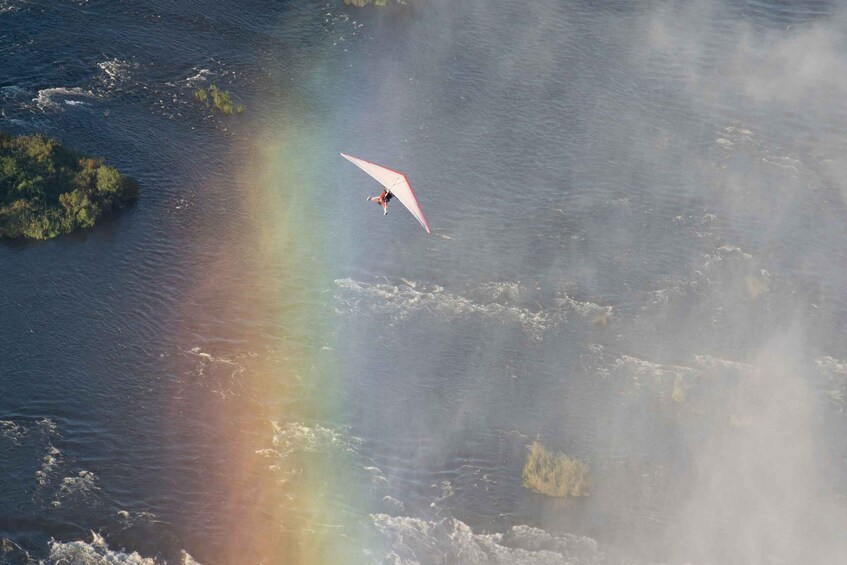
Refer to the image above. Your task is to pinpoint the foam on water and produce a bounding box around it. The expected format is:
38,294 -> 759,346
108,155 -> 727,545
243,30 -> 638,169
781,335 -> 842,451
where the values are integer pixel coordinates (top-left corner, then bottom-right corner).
693,354 -> 753,373
176,346 -> 254,399
612,355 -> 699,384
23,56 -> 239,126
335,278 -> 611,340
34,419 -> 63,488
255,421 -> 366,486
382,495 -> 404,512
96,58 -> 138,93
817,356 -> 847,408
364,465 -> 389,487
172,67 -> 212,87
54,470 -> 101,506
33,86 -> 96,111
98,59 -> 134,82
48,532 -> 157,565
335,278 -> 550,338
116,509 -> 163,526
369,514 -> 603,565
47,531 -> 202,565
36,445 -> 62,487
638,241 -> 773,320
263,420 -> 363,460
0,419 -> 26,446
321,2 -> 368,50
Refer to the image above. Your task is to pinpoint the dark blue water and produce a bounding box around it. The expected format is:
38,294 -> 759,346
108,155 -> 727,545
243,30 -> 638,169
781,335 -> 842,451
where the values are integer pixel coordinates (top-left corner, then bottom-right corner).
2,1 -> 847,563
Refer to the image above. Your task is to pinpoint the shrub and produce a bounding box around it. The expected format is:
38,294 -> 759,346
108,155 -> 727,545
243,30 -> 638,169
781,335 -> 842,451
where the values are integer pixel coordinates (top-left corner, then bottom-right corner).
0,132 -> 137,239
672,374 -> 687,403
194,84 -> 244,115
522,440 -> 592,497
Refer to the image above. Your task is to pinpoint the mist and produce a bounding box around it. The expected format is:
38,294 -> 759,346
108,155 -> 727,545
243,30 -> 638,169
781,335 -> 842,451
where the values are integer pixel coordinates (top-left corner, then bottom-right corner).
316,0 -> 847,563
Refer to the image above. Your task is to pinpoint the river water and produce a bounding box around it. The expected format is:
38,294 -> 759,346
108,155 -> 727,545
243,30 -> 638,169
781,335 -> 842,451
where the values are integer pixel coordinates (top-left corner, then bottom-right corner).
2,0 -> 847,563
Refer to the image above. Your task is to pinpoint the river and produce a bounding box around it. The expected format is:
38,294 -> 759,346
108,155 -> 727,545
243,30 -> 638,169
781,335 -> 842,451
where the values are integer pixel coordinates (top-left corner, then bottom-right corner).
1,1 -> 847,563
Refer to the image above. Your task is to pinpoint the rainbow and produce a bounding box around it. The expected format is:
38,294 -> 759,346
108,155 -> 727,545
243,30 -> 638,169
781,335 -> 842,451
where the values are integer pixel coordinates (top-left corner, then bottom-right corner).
166,9 -> 396,561
170,102 -> 366,564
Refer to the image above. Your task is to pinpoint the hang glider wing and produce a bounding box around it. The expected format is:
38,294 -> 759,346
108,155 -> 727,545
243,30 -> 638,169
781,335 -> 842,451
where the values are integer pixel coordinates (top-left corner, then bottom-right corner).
341,152 -> 431,234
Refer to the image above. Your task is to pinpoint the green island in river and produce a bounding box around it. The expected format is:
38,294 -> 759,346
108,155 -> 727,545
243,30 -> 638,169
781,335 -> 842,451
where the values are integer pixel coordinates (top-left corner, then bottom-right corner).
0,132 -> 138,240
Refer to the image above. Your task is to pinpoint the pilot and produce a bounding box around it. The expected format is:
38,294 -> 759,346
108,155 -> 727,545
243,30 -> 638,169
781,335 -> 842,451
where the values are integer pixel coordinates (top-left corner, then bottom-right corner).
367,188 -> 394,216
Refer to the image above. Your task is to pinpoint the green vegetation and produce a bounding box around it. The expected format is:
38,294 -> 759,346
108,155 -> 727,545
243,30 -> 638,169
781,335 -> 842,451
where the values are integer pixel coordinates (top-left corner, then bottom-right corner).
745,275 -> 766,300
193,87 -> 208,104
522,440 -> 592,497
193,84 -> 245,115
672,374 -> 687,403
593,312 -> 610,327
0,132 -> 138,239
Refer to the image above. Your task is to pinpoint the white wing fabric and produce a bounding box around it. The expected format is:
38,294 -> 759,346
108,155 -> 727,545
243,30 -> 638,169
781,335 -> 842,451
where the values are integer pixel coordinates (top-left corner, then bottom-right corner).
341,152 -> 431,234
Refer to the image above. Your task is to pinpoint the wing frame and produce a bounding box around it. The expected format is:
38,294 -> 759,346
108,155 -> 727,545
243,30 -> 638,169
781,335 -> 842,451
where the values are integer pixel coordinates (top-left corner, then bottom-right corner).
341,152 -> 431,234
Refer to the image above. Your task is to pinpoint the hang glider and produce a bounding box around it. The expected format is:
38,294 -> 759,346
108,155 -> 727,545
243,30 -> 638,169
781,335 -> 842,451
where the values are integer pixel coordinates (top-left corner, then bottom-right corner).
341,152 -> 431,234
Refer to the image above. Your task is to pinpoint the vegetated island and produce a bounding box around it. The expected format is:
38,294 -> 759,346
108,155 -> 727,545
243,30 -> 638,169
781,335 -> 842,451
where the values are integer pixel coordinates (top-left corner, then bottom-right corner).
193,84 -> 245,115
522,440 -> 592,497
0,132 -> 138,240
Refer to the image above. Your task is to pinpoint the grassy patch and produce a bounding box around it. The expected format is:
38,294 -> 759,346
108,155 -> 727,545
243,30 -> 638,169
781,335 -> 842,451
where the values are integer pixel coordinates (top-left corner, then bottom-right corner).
0,132 -> 138,239
194,84 -> 244,115
193,87 -> 208,104
522,440 -> 592,497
